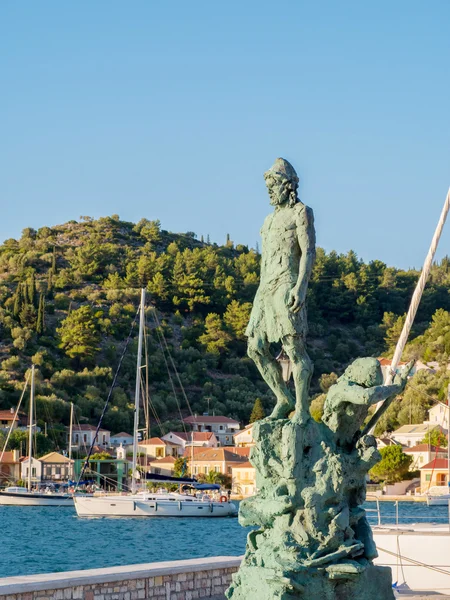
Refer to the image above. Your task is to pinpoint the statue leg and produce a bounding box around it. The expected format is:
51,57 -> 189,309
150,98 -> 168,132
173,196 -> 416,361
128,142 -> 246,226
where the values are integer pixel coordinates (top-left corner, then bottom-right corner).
248,334 -> 295,419
282,335 -> 313,424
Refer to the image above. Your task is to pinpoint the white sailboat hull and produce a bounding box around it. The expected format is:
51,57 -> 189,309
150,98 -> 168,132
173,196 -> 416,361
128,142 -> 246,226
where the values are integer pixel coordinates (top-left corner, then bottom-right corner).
74,494 -> 237,518
0,491 -> 74,506
373,528 -> 450,595
426,494 -> 450,506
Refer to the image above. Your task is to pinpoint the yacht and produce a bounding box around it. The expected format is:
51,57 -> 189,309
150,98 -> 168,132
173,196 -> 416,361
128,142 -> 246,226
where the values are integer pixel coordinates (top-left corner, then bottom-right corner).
0,366 -> 74,507
74,488 -> 237,518
73,289 -> 238,519
0,485 -> 73,506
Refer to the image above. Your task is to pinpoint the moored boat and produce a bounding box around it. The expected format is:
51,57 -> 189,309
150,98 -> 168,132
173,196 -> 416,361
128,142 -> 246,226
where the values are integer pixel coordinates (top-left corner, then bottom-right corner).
0,486 -> 74,506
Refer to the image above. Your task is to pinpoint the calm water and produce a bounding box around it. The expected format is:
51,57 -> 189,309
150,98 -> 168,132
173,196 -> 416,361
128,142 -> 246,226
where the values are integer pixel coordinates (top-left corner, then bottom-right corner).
1,501 -> 448,578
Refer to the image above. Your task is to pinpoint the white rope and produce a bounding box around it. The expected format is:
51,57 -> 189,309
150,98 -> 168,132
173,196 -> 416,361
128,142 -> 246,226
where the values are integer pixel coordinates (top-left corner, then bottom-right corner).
369,188 -> 450,433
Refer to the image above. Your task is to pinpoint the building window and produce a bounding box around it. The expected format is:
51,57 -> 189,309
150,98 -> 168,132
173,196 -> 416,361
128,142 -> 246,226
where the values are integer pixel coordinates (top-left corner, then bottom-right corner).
75,434 -> 79,444
203,466 -> 208,474
156,448 -> 164,457
214,466 -> 221,473
32,468 -> 36,477
154,468 -> 161,475
83,434 -> 87,443
426,474 -> 431,481
227,467 -> 232,474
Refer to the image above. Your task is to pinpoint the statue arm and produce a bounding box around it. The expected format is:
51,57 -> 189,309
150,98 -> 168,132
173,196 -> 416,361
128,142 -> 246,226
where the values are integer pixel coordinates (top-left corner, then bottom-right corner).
290,207 -> 316,313
345,384 -> 402,406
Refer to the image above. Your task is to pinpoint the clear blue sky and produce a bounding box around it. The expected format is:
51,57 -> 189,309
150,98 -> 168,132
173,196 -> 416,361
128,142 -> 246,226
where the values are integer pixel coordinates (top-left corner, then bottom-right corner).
1,1 -> 449,269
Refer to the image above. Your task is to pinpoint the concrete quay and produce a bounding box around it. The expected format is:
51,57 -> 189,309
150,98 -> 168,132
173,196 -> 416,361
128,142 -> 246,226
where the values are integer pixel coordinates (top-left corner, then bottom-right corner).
0,557 -> 242,600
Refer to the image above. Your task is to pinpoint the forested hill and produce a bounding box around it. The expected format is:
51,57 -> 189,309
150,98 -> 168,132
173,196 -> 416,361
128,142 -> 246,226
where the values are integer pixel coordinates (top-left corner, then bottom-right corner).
1,214 -> 450,445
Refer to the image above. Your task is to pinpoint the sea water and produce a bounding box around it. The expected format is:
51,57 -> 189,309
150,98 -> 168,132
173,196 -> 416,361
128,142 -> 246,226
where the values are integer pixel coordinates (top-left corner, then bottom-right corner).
0,501 -> 448,578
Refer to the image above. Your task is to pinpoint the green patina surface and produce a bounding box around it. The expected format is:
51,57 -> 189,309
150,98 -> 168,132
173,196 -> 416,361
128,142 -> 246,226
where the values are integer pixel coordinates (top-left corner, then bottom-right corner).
227,159 -> 410,600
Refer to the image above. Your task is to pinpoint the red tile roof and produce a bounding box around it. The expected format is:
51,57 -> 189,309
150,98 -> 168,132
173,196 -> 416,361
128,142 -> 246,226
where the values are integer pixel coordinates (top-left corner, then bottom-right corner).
168,432 -> 215,442
187,448 -> 249,463
421,458 -> 449,470
0,452 -> 18,463
231,461 -> 254,469
138,437 -> 181,446
0,410 -> 19,421
404,444 -> 447,453
183,416 -> 240,425
377,357 -> 408,367
73,424 -> 110,432
111,432 -> 133,438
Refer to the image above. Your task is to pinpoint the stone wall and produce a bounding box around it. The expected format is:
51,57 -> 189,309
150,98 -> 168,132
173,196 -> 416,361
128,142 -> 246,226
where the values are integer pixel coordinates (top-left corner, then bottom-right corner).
0,557 -> 242,600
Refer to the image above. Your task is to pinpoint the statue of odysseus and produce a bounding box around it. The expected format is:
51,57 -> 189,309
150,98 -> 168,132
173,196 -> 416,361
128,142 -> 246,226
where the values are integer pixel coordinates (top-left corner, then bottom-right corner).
246,157 -> 315,423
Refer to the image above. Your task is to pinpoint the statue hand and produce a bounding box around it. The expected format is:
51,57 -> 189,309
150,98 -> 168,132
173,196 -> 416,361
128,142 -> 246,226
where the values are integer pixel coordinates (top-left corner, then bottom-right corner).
288,286 -> 305,313
393,360 -> 414,390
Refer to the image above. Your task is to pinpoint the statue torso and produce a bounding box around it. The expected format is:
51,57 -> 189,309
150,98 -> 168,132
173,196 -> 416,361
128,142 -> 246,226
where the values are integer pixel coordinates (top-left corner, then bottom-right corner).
260,203 -> 305,289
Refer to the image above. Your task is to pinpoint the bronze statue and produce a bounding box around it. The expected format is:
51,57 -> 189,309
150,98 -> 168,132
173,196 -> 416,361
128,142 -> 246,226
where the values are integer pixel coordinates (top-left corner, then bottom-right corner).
246,158 -> 315,423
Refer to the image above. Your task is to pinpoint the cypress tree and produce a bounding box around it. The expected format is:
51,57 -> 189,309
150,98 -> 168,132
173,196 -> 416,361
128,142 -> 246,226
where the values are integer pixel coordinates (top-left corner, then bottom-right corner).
27,273 -> 36,306
51,246 -> 56,273
249,398 -> 266,423
36,293 -> 45,334
13,284 -> 22,318
47,268 -> 53,296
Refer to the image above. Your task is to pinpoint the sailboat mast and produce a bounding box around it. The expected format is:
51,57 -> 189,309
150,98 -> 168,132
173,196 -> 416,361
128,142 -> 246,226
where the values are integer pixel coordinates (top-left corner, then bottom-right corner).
27,365 -> 35,492
132,289 -> 146,494
68,402 -> 74,480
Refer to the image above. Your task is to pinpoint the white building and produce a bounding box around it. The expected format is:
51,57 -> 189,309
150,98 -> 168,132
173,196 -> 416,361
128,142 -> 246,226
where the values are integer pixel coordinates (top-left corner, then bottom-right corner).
138,437 -> 183,459
110,432 -> 134,447
20,457 -> 42,484
71,425 -> 111,450
162,431 -> 219,450
391,423 -> 444,448
148,456 -> 177,477
425,402 -> 449,432
404,444 -> 448,470
183,416 -> 240,447
231,461 -> 256,497
234,424 -> 254,448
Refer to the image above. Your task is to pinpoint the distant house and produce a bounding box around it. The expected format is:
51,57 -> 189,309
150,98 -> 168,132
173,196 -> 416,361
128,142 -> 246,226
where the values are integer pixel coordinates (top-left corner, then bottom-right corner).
71,425 -> 111,450
391,423 -> 444,448
231,462 -> 256,497
404,444 -> 447,470
189,447 -> 249,477
138,437 -> 183,459
183,416 -> 240,447
0,450 -> 20,484
110,432 -> 134,447
420,458 -> 449,491
425,402 -> 449,432
377,358 -> 412,383
376,437 -> 401,449
40,452 -> 74,482
148,456 -> 177,477
162,431 -> 219,451
0,409 -> 27,432
234,425 -> 254,448
20,456 -> 42,484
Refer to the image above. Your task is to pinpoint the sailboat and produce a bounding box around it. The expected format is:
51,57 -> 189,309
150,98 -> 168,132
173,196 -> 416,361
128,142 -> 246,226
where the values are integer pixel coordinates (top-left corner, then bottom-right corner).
0,366 -> 74,506
74,289 -> 237,518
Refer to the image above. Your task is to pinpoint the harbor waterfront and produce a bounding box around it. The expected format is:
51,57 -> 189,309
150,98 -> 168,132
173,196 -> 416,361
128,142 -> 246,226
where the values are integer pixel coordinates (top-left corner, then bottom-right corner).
0,501 -> 448,579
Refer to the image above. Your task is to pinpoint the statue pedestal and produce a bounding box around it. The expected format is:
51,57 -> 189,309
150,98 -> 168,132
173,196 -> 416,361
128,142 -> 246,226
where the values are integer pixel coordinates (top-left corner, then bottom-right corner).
227,563 -> 394,600
226,418 -> 394,600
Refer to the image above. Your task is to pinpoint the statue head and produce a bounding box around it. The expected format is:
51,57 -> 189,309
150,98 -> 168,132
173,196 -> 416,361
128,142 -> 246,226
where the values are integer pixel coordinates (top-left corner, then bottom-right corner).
264,158 -> 299,207
339,358 -> 383,388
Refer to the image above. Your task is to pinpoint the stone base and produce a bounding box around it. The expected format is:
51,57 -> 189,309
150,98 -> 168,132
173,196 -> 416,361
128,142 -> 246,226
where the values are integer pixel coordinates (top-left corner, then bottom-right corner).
226,563 -> 395,600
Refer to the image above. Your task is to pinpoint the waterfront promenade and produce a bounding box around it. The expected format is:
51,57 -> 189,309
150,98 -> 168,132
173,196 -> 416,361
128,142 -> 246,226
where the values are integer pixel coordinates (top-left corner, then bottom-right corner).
0,558 -> 448,600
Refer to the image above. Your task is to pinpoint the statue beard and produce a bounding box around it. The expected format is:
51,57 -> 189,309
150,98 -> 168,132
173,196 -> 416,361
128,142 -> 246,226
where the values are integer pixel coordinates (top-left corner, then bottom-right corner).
269,191 -> 290,207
